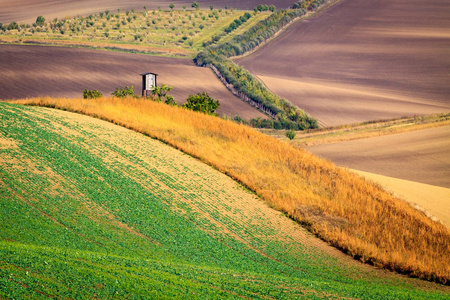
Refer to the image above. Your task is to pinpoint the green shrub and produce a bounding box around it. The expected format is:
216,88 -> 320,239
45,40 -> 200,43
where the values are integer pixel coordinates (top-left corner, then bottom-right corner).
151,84 -> 176,105
285,130 -> 296,140
83,89 -> 102,99
183,92 -> 220,115
36,16 -> 45,26
112,86 -> 137,98
7,22 -> 18,30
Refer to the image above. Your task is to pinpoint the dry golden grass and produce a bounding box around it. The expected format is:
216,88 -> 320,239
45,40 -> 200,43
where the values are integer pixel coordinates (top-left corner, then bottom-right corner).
11,96 -> 450,284
352,170 -> 450,228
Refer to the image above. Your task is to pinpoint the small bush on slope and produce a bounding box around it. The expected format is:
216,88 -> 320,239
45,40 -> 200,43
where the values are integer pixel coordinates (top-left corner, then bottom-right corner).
14,96 -> 450,285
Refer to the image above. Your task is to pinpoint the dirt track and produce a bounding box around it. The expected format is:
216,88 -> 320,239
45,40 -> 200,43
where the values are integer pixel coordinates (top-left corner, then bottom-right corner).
0,0 -> 294,24
0,44 -> 266,119
307,126 -> 450,188
236,0 -> 450,126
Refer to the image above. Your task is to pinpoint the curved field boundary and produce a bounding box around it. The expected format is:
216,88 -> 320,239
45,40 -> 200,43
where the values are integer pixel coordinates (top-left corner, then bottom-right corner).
11,97 -> 450,285
0,44 -> 266,120
352,170 -> 450,228
235,0 -> 450,126
307,125 -> 450,189
3,102 -> 448,297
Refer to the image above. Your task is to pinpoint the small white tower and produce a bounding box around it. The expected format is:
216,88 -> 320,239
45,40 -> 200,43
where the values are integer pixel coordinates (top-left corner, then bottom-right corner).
141,72 -> 158,97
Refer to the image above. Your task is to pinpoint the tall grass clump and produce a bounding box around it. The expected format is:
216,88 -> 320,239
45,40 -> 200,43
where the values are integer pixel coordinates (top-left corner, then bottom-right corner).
13,97 -> 450,285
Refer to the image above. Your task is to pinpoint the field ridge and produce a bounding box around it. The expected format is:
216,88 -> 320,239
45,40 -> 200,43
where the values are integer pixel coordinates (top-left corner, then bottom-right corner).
4,102 -> 449,297
9,97 -> 450,285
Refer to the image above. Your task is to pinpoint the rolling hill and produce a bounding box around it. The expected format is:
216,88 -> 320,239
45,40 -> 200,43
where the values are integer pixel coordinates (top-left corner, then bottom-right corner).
0,44 -> 266,120
235,0 -> 450,126
1,102 -> 448,298
307,125 -> 450,189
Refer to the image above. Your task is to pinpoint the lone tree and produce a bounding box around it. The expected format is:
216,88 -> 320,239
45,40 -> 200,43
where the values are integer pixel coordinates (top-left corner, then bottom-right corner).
35,16 -> 45,26
169,3 -> 175,10
183,92 -> 220,115
192,1 -> 200,10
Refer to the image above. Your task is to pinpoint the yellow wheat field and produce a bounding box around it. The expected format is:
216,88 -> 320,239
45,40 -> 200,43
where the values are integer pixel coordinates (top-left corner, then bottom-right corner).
11,96 -> 450,284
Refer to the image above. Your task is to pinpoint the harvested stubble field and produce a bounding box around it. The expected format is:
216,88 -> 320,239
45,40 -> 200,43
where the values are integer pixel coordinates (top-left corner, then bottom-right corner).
0,0 -> 295,25
0,44 -> 266,119
235,0 -> 450,127
3,102 -> 449,298
10,97 -> 450,285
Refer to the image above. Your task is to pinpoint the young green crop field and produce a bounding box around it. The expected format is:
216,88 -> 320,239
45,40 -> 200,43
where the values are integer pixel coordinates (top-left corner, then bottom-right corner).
0,8 -> 270,57
1,102 -> 448,298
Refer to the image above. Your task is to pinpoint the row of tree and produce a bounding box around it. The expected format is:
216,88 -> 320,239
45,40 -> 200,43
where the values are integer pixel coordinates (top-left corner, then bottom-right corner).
202,12 -> 253,48
292,0 -> 327,11
195,6 -> 323,130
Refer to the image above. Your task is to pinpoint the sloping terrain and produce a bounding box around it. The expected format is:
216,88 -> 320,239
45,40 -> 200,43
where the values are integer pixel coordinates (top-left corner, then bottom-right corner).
307,126 -> 450,189
351,170 -> 450,228
0,44 -> 265,119
0,0 -> 294,24
2,102 -> 448,298
236,0 -> 450,126
11,97 -> 450,284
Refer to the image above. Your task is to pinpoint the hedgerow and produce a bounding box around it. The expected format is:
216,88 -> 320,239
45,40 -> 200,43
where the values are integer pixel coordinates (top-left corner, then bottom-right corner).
195,6 -> 324,129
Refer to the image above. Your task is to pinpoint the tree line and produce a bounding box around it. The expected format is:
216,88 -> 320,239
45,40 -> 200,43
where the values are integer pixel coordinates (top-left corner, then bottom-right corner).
195,5 -> 325,130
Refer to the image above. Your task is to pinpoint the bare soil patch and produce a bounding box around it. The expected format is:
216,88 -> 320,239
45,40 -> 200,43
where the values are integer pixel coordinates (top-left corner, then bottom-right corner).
236,0 -> 450,126
0,0 -> 294,24
0,44 -> 265,119
307,126 -> 450,188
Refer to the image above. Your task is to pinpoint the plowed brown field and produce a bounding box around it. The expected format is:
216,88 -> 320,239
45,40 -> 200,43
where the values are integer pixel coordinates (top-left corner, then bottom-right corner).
307,125 -> 450,188
0,0 -> 294,24
0,44 -> 265,119
236,0 -> 450,126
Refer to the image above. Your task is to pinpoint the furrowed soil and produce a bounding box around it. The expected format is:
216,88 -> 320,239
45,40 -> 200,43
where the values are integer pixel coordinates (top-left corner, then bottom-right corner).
307,126 -> 450,189
0,44 -> 265,119
3,103 -> 448,298
235,0 -> 450,127
0,0 -> 294,24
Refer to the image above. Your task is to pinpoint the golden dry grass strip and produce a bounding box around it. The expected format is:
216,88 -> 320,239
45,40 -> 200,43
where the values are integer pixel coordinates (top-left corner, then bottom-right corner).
11,97 -> 450,284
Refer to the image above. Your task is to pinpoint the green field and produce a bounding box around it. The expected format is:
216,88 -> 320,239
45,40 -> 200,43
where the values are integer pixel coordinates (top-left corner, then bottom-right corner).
1,102 -> 448,298
0,8 -> 271,57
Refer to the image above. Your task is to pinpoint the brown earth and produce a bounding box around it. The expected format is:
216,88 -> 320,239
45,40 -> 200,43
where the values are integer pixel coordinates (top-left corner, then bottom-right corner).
0,44 -> 266,119
0,0 -> 294,24
307,125 -> 450,188
236,0 -> 450,127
